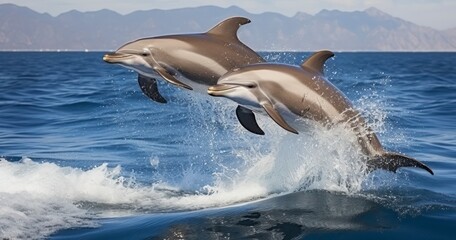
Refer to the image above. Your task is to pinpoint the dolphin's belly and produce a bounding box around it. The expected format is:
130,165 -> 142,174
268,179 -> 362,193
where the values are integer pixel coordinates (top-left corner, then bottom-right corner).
176,74 -> 212,94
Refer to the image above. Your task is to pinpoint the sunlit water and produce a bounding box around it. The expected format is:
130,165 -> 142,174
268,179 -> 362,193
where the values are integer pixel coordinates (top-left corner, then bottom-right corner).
0,52 -> 455,239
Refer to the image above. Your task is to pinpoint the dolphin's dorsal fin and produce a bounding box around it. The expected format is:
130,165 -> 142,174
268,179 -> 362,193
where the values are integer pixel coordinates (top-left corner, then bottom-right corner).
206,17 -> 251,42
301,50 -> 334,75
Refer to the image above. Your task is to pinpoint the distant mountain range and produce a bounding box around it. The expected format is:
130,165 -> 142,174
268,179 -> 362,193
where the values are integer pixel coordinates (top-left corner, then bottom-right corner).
1,3 -> 455,51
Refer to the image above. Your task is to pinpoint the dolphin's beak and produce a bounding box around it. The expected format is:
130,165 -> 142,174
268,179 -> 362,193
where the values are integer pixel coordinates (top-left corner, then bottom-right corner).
103,52 -> 133,63
207,84 -> 238,96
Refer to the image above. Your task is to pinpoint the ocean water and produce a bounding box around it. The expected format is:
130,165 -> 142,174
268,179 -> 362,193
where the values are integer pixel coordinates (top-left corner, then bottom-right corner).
0,51 -> 455,239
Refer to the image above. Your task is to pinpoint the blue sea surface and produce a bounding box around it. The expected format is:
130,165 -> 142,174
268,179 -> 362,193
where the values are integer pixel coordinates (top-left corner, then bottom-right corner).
0,52 -> 455,239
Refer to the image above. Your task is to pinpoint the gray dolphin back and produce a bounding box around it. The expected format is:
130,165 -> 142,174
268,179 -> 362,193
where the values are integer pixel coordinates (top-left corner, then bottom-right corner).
141,16 -> 263,103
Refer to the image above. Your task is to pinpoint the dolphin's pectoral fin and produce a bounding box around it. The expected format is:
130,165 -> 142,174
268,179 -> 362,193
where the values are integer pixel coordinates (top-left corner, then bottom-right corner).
145,48 -> 193,90
153,66 -> 193,90
262,103 -> 298,134
137,75 -> 167,103
206,17 -> 251,42
367,152 -> 434,175
236,105 -> 265,135
301,50 -> 334,75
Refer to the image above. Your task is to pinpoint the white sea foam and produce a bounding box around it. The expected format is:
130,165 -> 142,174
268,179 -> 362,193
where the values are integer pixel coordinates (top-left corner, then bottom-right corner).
0,192 -> 91,239
0,84 -> 389,239
208,117 -> 369,195
0,121 -> 370,239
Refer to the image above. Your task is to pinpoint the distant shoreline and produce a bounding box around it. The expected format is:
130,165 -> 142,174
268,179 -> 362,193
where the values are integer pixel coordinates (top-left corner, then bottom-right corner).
1,3 -> 455,52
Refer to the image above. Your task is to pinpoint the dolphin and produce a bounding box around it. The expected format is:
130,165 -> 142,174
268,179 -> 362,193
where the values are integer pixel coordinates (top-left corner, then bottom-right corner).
207,50 -> 433,175
103,17 -> 264,103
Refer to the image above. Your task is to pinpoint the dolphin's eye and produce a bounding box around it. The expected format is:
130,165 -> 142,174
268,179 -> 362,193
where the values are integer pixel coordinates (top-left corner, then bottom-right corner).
141,52 -> 150,57
246,84 -> 256,88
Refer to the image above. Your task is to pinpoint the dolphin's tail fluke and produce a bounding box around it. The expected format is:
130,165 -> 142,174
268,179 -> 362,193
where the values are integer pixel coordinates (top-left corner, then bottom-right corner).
366,152 -> 434,175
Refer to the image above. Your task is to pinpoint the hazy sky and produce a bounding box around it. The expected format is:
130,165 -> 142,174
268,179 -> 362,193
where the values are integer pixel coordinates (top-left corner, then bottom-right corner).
2,0 -> 455,30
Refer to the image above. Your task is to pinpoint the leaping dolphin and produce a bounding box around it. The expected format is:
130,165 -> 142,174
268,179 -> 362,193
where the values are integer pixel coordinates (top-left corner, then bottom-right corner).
103,17 -> 264,103
208,50 -> 433,175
